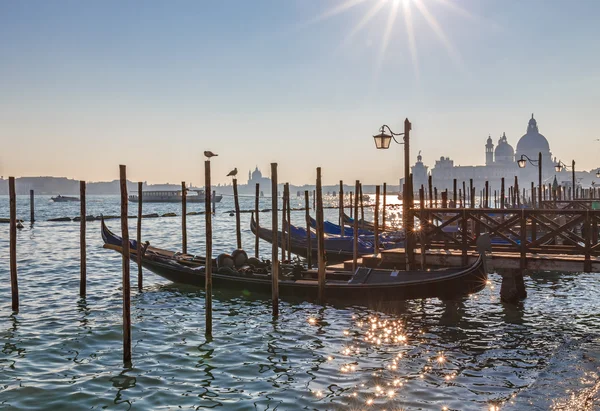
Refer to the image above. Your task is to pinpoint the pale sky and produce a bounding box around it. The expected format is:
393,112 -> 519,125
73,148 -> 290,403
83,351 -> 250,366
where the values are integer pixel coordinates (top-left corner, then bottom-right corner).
1,0 -> 599,186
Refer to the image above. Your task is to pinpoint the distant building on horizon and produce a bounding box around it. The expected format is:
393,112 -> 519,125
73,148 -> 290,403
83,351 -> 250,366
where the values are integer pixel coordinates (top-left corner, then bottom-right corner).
405,114 -> 594,194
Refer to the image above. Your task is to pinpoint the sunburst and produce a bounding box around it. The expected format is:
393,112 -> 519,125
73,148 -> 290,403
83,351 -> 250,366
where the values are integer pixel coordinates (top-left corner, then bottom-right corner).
300,0 -> 490,80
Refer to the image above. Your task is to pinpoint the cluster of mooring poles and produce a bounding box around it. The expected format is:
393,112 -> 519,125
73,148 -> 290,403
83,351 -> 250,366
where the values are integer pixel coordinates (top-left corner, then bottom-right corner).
5,139 -> 598,364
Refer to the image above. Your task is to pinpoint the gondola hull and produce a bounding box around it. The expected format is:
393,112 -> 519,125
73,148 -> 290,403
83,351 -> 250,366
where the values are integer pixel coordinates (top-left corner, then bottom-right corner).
102,219 -> 489,302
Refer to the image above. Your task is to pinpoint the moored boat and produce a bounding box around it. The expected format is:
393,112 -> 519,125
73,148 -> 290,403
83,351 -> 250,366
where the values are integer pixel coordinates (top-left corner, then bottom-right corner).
51,195 -> 80,202
101,218 -> 490,302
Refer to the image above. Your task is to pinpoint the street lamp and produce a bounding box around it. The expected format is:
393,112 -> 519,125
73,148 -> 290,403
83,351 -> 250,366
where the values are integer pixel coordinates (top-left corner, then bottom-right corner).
517,152 -> 543,206
372,118 -> 412,268
555,159 -> 576,198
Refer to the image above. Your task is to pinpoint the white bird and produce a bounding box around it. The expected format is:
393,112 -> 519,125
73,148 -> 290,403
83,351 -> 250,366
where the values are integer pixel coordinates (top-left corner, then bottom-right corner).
204,151 -> 218,159
226,168 -> 238,177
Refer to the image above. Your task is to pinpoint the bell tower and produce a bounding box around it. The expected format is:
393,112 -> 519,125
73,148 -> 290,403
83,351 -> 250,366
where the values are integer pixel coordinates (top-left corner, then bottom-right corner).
485,135 -> 494,165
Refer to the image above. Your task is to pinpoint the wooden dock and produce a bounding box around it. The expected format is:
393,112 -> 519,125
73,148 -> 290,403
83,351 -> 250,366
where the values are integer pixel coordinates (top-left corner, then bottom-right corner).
330,248 -> 600,273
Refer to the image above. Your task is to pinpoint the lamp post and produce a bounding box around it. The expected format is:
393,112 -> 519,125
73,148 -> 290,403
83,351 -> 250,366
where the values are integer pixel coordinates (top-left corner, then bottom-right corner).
555,159 -> 576,199
372,118 -> 412,268
517,151 -> 542,207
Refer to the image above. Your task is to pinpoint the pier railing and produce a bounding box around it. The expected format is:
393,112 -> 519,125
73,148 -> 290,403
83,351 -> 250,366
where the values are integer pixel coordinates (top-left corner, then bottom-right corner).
539,200 -> 597,210
408,208 -> 600,272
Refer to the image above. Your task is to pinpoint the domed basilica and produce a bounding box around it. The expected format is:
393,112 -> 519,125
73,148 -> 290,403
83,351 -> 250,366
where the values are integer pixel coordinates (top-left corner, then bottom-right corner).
414,114 -> 559,191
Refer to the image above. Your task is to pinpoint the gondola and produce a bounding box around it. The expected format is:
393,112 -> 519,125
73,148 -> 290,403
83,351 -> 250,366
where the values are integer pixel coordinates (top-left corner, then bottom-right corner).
101,218 -> 491,302
342,213 -> 399,232
251,213 -> 379,264
308,216 -> 405,243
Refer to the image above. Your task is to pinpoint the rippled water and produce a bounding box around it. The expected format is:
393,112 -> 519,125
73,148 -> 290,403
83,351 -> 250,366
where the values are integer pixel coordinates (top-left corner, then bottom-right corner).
0,195 -> 599,410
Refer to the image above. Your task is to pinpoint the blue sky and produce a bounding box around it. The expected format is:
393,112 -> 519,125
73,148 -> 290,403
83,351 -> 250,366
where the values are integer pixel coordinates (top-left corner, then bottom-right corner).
1,0 -> 599,185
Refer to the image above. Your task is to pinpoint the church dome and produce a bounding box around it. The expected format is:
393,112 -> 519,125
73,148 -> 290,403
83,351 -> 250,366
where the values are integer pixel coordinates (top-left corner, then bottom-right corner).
494,132 -> 514,162
516,114 -> 550,154
251,167 -> 262,180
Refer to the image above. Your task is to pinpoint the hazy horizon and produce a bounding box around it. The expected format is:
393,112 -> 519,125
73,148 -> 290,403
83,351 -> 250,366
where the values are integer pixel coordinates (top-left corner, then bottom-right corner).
2,0 -> 599,186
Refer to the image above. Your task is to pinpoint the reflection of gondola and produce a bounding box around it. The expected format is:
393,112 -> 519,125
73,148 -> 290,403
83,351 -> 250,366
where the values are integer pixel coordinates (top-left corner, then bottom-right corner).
101,219 -> 490,302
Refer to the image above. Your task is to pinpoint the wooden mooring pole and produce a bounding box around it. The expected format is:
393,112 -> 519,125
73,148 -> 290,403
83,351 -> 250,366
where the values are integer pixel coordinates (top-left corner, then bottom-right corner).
271,163 -> 279,317
304,190 -> 312,269
9,177 -> 19,312
286,183 -> 291,261
382,183 -> 387,229
119,165 -> 132,366
359,183 -> 364,230
29,189 -> 34,224
349,192 -> 353,218
316,168 -> 325,304
281,184 -> 287,262
374,185 -> 380,253
80,181 -> 86,298
353,180 -> 359,272
212,190 -> 216,214
255,183 -> 260,258
233,178 -> 241,249
182,181 -> 187,254
205,161 -> 213,336
339,181 -> 344,237
137,182 -> 143,291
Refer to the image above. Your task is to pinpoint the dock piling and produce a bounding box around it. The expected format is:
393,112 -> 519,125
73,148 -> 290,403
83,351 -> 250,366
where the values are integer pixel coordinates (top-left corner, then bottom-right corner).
137,182 -> 143,291
374,185 -> 380,253
255,183 -> 260,258
352,180 -> 359,272
205,161 -> 213,337
80,181 -> 86,298
9,177 -> 19,313
30,189 -> 34,224
382,183 -> 387,229
316,168 -> 325,304
338,181 -> 344,237
119,165 -> 132,366
182,181 -> 187,254
271,163 -> 279,317
304,190 -> 312,269
233,178 -> 241,249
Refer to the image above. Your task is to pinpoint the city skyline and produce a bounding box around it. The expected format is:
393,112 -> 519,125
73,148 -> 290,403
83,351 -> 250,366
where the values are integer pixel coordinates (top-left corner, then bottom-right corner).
2,0 -> 599,185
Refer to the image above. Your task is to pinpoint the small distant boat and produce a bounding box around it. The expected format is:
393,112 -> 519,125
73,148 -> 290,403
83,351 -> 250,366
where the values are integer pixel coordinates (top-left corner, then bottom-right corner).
51,195 -> 80,202
129,190 -> 223,203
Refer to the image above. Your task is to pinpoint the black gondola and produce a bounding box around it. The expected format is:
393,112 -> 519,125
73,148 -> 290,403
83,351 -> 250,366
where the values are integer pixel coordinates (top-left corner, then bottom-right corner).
101,218 -> 491,302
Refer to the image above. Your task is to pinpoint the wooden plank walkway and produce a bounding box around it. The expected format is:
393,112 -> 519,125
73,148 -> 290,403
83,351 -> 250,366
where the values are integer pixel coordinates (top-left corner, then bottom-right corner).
329,248 -> 600,273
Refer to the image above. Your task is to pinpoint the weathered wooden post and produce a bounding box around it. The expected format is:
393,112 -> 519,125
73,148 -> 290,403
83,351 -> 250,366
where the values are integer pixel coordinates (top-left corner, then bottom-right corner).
313,189 -> 316,210
352,180 -> 359,272
286,183 -> 291,260
453,179 -> 457,208
462,181 -> 466,208
304,190 -> 312,269
434,187 -> 438,208
374,185 -> 380,253
181,181 -> 187,254
349,191 -> 353,218
338,181 -> 344,237
9,177 -> 19,312
119,165 -> 132,365
255,183 -> 260,258
441,190 -> 447,208
137,182 -> 143,291
459,189 -> 463,208
359,183 -> 365,230
316,168 -> 325,304
271,163 -> 279,317
80,181 -> 86,298
428,175 -> 433,208
485,181 -> 489,208
281,184 -> 287,262
531,181 -> 536,208
469,179 -> 474,208
382,182 -> 387,229
212,190 -> 216,214
233,178 -> 242,249
29,189 -> 34,224
205,161 -> 213,336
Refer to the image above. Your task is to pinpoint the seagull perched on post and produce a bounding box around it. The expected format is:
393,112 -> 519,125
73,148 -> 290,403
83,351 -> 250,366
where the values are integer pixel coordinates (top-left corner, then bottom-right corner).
226,168 -> 238,177
204,151 -> 218,159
